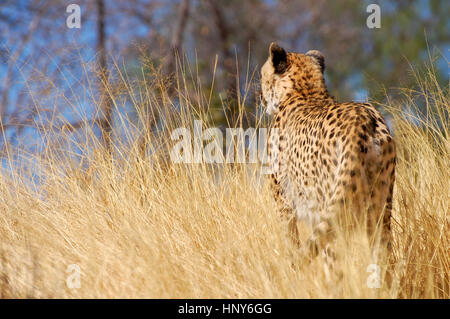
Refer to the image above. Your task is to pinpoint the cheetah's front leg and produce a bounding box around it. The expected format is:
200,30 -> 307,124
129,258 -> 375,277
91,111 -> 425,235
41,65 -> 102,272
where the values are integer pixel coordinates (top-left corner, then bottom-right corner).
270,173 -> 301,247
286,212 -> 301,248
303,217 -> 336,258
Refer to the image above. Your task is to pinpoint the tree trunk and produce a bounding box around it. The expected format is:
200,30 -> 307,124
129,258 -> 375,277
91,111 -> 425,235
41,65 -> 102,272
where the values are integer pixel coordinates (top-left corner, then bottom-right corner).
97,0 -> 113,152
166,0 -> 190,92
207,0 -> 237,123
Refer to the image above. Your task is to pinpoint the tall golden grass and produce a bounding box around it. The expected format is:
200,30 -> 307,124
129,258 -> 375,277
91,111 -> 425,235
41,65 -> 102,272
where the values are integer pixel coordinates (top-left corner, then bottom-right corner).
0,55 -> 448,298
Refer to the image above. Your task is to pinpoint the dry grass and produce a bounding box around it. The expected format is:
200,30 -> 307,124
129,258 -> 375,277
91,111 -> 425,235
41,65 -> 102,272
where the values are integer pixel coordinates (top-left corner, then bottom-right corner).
0,57 -> 448,298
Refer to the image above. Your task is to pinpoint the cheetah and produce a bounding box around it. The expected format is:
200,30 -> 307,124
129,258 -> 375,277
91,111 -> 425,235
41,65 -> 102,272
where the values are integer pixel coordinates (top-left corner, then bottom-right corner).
261,43 -> 396,257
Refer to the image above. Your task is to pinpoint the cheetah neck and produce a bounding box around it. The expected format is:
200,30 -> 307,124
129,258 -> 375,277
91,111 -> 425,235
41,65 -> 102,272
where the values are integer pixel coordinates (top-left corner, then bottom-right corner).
285,75 -> 334,105
280,90 -> 335,111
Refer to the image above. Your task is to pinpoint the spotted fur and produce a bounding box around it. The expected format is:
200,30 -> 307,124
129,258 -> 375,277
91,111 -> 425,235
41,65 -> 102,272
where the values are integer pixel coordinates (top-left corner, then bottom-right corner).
261,43 -> 396,254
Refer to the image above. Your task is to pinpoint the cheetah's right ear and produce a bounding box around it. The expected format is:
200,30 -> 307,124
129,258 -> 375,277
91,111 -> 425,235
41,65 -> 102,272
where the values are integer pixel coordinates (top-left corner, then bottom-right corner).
269,42 -> 288,74
306,50 -> 325,73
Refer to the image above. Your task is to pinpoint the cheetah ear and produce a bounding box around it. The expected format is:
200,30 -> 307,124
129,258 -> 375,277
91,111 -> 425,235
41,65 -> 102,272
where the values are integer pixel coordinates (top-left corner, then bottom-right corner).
269,42 -> 288,74
306,50 -> 325,73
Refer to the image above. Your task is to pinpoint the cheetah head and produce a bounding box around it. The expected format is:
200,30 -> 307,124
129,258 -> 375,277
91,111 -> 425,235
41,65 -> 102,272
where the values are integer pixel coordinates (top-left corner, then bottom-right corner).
260,42 -> 326,115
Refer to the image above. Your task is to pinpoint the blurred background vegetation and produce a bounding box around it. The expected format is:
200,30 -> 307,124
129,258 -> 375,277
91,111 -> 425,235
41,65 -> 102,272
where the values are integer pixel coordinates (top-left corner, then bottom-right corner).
0,0 -> 448,154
